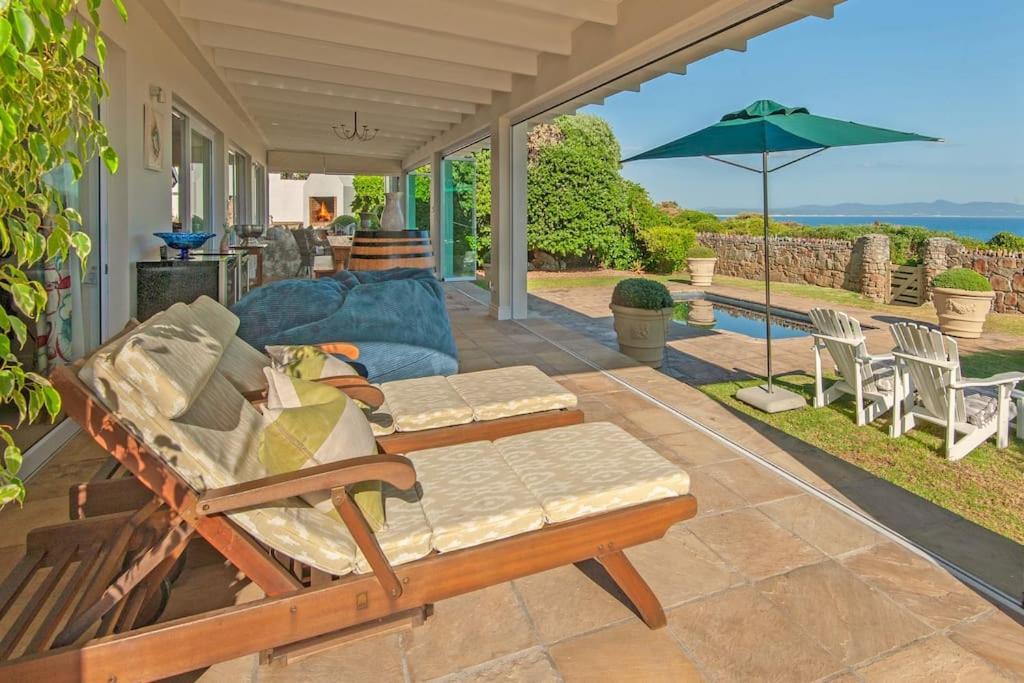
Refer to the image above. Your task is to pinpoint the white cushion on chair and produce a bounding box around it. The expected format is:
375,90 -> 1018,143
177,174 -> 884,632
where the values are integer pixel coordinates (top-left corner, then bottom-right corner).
379,376 -> 474,432
447,365 -> 577,421
964,390 -> 1018,427
495,422 -> 690,523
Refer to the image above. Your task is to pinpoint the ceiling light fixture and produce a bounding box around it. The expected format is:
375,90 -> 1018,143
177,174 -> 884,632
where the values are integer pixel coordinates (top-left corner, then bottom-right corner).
332,112 -> 378,142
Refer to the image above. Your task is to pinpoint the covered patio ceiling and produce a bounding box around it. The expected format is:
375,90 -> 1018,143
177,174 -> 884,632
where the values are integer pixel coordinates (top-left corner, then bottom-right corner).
156,0 -> 845,174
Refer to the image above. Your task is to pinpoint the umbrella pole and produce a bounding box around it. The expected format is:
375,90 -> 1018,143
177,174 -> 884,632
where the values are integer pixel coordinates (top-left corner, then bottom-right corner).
762,151 -> 773,393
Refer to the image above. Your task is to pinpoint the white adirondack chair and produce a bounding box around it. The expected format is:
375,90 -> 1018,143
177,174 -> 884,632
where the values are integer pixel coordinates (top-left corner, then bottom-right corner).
890,322 -> 1023,461
809,308 -> 897,427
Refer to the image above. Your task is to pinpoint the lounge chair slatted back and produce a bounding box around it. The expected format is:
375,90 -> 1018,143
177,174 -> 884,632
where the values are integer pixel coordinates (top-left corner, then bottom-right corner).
890,322 -> 964,421
809,308 -> 895,427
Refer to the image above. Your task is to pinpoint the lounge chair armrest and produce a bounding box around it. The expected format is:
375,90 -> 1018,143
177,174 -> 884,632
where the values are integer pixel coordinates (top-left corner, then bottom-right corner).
891,351 -> 958,370
316,342 -> 359,360
952,372 -> 1024,390
244,378 -> 385,409
197,455 -> 416,515
811,333 -> 864,348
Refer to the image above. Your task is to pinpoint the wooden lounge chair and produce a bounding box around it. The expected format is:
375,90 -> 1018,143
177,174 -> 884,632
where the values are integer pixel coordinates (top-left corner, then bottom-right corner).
890,322 -> 1023,460
809,308 -> 897,428
189,295 -> 584,453
0,307 -> 697,681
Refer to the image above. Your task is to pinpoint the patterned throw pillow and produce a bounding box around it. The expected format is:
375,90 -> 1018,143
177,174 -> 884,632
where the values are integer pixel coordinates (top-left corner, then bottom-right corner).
265,344 -> 358,380
258,367 -> 385,531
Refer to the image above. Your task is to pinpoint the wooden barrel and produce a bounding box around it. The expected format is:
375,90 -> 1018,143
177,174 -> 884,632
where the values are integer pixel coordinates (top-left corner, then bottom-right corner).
349,230 -> 435,271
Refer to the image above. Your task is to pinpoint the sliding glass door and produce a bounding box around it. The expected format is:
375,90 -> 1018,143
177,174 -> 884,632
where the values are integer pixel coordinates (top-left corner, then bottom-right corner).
441,157 -> 478,280
171,109 -> 214,232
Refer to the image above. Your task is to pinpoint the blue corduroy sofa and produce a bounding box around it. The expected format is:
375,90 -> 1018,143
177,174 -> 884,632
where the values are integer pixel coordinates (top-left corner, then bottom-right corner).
231,268 -> 458,382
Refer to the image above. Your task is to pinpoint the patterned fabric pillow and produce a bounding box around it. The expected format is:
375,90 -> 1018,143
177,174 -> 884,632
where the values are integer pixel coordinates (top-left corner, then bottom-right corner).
266,344 -> 358,380
259,368 -> 384,531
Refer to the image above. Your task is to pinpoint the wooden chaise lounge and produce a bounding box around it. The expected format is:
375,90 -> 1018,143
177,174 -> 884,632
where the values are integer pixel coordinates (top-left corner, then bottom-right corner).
0,303 -> 697,681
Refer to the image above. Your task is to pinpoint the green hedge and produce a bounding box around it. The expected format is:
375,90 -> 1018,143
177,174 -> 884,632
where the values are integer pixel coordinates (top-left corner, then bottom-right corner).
638,226 -> 696,274
987,231 -> 1024,251
611,278 -> 674,310
932,268 -> 992,292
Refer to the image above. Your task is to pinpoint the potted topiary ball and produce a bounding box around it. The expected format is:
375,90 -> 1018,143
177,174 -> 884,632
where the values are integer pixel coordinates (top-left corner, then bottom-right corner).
686,245 -> 718,287
610,278 -> 676,367
931,268 -> 994,338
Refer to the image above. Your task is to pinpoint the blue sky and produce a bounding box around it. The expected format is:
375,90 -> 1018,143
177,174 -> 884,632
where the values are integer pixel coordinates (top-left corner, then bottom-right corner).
583,0 -> 1024,210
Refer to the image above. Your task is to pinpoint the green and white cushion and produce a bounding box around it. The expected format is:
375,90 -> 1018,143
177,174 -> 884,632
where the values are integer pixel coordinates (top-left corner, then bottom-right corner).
259,368 -> 384,530
266,344 -> 358,380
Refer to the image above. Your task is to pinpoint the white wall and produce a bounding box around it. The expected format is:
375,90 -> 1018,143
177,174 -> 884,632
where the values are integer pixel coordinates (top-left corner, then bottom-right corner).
95,0 -> 268,329
269,173 -> 355,223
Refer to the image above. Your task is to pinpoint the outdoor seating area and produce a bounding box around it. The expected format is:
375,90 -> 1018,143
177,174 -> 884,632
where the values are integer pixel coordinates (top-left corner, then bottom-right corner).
0,287 -> 1019,681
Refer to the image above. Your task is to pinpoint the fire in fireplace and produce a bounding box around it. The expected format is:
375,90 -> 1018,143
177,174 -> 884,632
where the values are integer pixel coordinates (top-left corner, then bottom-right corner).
309,196 -> 336,225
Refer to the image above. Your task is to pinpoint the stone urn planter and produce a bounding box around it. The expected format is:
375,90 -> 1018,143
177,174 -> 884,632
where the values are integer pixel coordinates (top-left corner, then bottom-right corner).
686,246 -> 718,287
930,269 -> 994,339
610,278 -> 675,368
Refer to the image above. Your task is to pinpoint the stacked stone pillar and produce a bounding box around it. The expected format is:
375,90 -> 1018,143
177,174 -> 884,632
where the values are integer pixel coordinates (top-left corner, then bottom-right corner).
852,234 -> 891,302
920,237 -> 960,301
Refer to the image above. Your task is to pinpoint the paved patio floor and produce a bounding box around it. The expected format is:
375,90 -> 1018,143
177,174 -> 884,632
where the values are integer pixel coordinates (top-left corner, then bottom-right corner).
0,289 -> 1020,681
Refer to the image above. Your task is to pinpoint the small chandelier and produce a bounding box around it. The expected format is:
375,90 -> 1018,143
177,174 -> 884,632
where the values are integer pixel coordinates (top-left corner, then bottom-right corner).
332,112 -> 378,142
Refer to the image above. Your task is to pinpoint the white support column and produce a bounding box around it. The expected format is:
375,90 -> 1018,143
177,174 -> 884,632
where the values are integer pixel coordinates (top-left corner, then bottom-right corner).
429,150 -> 443,279
489,116 -> 528,320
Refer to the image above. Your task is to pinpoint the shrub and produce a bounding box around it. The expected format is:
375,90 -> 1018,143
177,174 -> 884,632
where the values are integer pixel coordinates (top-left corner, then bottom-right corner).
987,231 -> 1024,251
687,245 -> 716,259
638,226 -> 695,274
932,268 -> 992,292
331,215 -> 356,228
611,278 -> 674,310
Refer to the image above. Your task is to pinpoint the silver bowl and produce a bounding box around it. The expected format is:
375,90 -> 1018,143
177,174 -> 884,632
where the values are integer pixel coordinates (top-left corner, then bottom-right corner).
234,224 -> 265,244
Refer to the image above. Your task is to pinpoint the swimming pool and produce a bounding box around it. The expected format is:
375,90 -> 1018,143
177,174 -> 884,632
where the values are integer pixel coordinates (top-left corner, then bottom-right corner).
672,296 -> 813,340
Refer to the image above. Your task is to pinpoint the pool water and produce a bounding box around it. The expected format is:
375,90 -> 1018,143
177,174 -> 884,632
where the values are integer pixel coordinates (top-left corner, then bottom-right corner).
673,300 -> 811,340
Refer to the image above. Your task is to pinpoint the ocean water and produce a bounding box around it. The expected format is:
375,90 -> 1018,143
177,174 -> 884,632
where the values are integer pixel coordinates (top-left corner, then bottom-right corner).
767,216 -> 1024,243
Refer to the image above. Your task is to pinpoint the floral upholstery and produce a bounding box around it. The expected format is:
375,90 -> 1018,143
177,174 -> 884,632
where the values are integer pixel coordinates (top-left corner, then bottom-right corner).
495,423 -> 691,523
114,303 -> 225,419
407,441 -> 545,552
447,365 -> 578,421
379,376 -> 474,432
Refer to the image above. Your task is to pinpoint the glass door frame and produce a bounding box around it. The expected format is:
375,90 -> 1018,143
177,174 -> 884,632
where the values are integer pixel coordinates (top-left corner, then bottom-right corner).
172,107 -> 215,233
440,155 -> 478,281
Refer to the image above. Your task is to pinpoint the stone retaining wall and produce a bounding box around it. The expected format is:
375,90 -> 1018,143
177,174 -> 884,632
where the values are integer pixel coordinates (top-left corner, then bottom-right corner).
923,237 -> 1024,313
696,233 -> 891,301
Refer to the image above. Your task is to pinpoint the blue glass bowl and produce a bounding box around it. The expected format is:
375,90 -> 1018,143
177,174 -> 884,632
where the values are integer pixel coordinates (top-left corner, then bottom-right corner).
154,232 -> 216,260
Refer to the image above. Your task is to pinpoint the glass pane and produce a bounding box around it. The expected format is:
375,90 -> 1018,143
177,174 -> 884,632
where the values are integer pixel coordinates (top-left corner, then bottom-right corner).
442,158 -> 477,279
189,130 -> 212,232
227,151 -> 237,227
407,168 -> 430,230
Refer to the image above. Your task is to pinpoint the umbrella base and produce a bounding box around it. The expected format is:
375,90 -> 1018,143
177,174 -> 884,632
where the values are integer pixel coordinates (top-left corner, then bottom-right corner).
736,384 -> 806,414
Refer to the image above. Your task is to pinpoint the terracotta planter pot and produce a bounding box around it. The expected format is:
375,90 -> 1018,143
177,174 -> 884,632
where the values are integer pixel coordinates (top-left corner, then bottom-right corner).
931,287 -> 994,339
687,257 -> 717,287
610,304 -> 675,368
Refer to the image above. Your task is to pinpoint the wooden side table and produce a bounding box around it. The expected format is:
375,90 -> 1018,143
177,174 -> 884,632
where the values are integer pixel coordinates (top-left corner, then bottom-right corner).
230,243 -> 267,288
331,244 -> 351,271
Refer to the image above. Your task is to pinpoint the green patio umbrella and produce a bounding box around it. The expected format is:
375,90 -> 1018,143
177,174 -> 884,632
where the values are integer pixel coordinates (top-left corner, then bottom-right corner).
622,100 -> 939,412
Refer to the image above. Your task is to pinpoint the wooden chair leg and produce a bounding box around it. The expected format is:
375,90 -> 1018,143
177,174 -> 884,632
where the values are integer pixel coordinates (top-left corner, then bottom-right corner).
595,550 -> 666,629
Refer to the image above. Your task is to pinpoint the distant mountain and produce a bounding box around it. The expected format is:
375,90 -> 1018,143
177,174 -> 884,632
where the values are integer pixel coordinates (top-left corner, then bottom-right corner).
704,200 -> 1024,217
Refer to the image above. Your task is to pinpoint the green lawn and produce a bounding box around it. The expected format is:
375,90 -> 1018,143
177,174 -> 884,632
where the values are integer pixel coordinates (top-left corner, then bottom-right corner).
699,369 -> 1024,544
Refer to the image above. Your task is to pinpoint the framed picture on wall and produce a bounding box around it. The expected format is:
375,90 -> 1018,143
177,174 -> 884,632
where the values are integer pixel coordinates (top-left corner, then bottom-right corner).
143,103 -> 164,171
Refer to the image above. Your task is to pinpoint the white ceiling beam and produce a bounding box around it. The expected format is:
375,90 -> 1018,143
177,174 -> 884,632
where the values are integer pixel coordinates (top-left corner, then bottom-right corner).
253,117 -> 433,143
269,150 -> 404,175
268,138 -> 418,158
246,102 -> 452,134
783,0 -> 837,19
198,23 -> 514,93
235,85 -> 465,124
279,0 -> 574,54
213,50 -> 493,106
225,72 -> 476,114
179,0 -> 540,75
490,0 -> 619,25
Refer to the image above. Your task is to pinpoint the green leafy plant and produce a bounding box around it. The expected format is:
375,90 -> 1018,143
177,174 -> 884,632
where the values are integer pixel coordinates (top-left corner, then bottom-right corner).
0,0 -> 124,507
330,214 -> 356,228
687,245 -> 717,259
638,226 -> 696,274
987,231 -> 1024,251
932,268 -> 993,292
351,175 -> 384,218
611,278 -> 674,310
